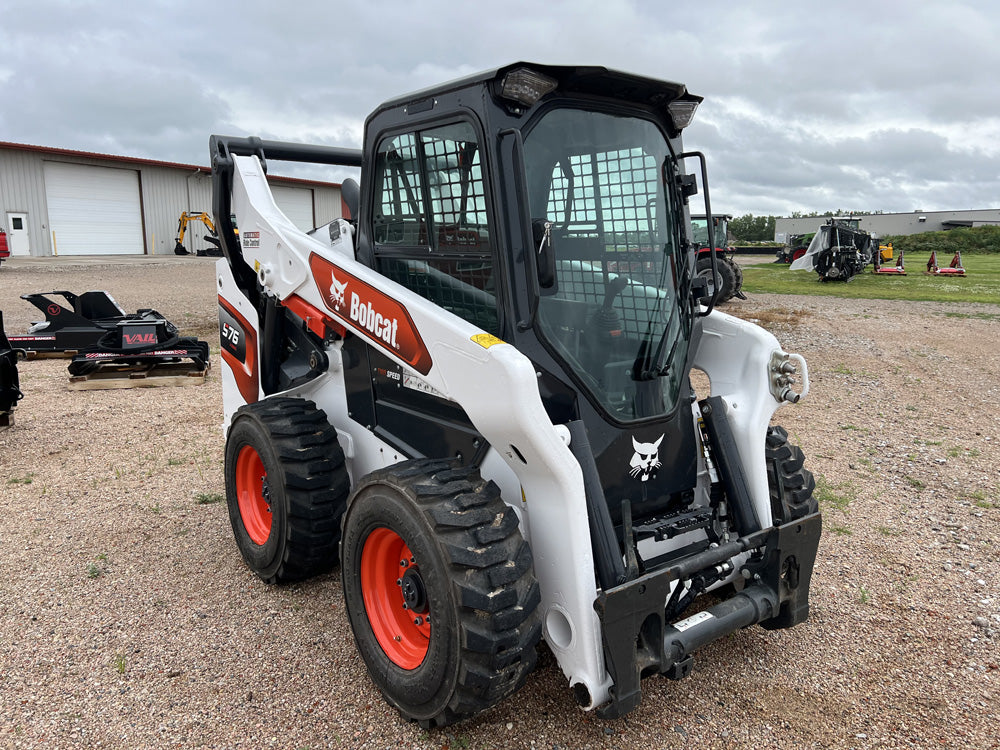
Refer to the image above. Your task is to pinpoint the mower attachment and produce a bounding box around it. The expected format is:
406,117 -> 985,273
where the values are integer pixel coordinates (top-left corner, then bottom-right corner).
873,247 -> 906,275
67,311 -> 209,377
926,250 -> 966,276
6,290 -> 128,356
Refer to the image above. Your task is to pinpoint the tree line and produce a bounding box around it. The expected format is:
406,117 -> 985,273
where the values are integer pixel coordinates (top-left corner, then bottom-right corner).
728,210 -> 875,242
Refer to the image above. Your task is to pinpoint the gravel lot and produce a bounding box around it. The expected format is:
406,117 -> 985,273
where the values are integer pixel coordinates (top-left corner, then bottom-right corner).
1,256 -> 997,749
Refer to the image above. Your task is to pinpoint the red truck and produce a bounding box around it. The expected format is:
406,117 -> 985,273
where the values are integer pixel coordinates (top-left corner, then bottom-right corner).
0,228 -> 10,267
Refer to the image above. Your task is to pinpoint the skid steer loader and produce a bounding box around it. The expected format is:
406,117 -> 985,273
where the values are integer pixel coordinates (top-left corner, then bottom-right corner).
210,63 -> 821,728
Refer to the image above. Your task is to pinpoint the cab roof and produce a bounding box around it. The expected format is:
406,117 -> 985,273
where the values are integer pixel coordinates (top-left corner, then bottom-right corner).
371,62 -> 700,117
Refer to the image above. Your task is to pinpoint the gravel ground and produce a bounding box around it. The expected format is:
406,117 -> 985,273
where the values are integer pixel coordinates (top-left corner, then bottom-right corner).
1,257 -> 997,750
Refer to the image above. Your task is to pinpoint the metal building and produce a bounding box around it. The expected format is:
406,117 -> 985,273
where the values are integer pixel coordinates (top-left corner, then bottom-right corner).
774,208 -> 1000,243
0,141 -> 346,258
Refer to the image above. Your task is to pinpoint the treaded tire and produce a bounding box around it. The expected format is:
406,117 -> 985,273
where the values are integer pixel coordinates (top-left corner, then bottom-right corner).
341,459 -> 542,729
225,396 -> 349,583
729,260 -> 744,299
765,425 -> 818,523
696,254 -> 738,304
815,248 -> 833,278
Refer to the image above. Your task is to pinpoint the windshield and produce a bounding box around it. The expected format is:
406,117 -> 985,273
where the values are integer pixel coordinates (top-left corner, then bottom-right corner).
690,216 -> 727,249
523,108 -> 691,422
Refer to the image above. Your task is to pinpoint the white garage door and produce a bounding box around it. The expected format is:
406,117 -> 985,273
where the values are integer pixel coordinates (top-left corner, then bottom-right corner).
44,162 -> 145,255
271,185 -> 315,231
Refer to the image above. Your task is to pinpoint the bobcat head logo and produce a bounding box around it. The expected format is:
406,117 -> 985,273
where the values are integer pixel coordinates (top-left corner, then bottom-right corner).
329,273 -> 348,310
629,434 -> 663,482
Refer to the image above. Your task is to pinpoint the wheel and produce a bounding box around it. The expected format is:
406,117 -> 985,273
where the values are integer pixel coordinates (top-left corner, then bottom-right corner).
224,397 -> 349,583
814,248 -> 833,278
696,254 -> 738,304
762,426 -> 819,630
341,459 -> 542,728
728,259 -> 744,299
765,425 -> 817,523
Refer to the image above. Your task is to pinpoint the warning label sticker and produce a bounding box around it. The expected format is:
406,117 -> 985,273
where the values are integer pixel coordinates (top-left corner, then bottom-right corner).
672,610 -> 714,633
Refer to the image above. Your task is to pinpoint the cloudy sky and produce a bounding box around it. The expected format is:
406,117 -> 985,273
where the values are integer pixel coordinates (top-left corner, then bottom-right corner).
2,0 -> 997,217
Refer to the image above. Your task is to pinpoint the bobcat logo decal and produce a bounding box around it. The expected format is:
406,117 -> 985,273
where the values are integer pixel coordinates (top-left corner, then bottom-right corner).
629,434 -> 664,482
329,273 -> 348,310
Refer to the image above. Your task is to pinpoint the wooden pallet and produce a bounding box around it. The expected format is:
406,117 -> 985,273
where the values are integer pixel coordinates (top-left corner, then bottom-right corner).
68,360 -> 210,391
24,350 -> 79,359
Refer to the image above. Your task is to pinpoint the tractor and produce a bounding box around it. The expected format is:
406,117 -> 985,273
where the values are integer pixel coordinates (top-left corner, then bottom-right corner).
690,213 -> 744,302
210,63 -> 820,728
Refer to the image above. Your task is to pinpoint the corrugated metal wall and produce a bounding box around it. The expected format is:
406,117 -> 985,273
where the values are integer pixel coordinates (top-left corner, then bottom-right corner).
140,165 -> 215,255
0,149 -> 55,255
314,187 -> 342,226
1,144 -> 344,257
775,209 -> 1000,241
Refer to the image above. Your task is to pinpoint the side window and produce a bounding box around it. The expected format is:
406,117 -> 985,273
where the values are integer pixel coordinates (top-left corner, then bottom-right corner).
374,133 -> 424,245
372,121 -> 499,336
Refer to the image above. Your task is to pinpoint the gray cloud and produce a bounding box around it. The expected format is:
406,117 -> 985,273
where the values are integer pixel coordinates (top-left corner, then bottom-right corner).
2,0 -> 997,215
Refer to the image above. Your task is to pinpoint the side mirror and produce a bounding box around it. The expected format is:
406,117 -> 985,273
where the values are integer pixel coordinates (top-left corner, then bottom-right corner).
532,219 -> 556,288
690,274 -> 711,305
676,173 -> 698,199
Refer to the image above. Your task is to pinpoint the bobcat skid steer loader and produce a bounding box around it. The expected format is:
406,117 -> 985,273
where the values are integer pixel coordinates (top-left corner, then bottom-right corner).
210,63 -> 821,728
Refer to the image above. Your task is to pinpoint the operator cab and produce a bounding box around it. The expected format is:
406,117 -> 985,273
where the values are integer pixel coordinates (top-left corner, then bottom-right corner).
352,63 -> 711,529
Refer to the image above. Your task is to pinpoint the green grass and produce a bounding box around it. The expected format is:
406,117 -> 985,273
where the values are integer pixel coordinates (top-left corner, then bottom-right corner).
814,474 -> 856,513
741,253 -> 1000,304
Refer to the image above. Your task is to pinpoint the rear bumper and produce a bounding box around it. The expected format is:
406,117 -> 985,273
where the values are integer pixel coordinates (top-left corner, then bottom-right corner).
593,510 -> 822,719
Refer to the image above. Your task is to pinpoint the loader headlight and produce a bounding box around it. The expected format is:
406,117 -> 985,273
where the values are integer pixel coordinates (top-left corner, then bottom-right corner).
500,67 -> 558,107
667,99 -> 700,131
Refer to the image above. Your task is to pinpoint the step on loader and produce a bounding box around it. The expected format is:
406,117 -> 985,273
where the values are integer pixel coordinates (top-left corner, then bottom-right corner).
210,63 -> 821,728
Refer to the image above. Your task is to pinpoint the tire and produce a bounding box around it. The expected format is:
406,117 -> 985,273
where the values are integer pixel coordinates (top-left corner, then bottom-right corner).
728,259 -> 744,299
224,397 -> 349,583
814,248 -> 833,278
765,425 -> 817,523
341,459 -> 542,728
696,254 -> 738,304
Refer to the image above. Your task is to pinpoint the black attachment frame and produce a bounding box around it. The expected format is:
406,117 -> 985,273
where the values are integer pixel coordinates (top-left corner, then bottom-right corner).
594,510 -> 821,719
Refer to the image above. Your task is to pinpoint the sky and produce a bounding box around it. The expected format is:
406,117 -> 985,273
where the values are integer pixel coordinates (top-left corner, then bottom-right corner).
2,0 -> 998,217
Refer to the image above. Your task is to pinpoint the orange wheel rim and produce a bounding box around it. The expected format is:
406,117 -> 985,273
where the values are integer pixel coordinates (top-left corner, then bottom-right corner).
235,445 -> 271,545
361,527 -> 431,669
